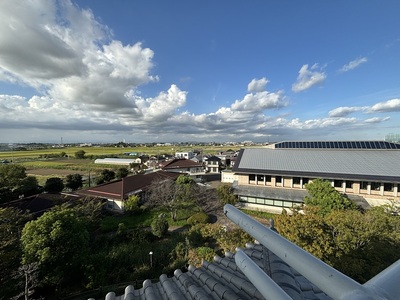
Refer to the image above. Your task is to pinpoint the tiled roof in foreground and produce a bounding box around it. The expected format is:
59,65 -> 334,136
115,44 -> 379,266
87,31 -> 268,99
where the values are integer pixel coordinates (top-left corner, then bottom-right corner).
95,205 -> 400,300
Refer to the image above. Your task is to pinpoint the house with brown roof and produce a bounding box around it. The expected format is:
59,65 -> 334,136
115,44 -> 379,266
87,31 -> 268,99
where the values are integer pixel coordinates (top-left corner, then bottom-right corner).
78,170 -> 180,211
160,158 -> 205,176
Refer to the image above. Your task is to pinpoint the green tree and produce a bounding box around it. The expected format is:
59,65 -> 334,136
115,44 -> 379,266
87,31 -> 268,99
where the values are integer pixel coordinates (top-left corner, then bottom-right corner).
21,208 -> 90,287
97,169 -> 115,183
0,208 -> 31,299
16,176 -> 41,197
305,179 -> 355,215
124,194 -> 141,214
216,184 -> 237,205
275,206 -> 400,283
44,177 -> 64,193
65,173 -> 83,191
0,164 -> 27,188
74,150 -> 86,159
116,167 -> 129,179
151,215 -> 169,238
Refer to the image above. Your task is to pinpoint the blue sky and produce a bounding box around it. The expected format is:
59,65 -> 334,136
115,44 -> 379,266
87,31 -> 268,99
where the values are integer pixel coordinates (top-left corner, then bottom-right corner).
1,0 -> 400,143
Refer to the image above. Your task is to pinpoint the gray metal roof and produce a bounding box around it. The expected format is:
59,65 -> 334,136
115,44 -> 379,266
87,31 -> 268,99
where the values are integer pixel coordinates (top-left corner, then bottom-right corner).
234,148 -> 400,182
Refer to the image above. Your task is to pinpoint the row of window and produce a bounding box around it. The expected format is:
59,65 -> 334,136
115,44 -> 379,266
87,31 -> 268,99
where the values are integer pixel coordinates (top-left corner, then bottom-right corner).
248,174 -> 398,192
240,196 -> 296,208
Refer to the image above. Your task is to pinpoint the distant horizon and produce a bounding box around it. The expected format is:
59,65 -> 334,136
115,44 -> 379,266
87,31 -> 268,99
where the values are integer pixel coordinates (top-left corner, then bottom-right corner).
2,136 -> 399,147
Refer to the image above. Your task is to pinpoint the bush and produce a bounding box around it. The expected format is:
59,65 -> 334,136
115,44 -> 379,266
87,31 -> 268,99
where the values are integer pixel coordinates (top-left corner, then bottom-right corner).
188,247 -> 215,267
151,216 -> 169,238
187,212 -> 210,225
44,177 -> 64,193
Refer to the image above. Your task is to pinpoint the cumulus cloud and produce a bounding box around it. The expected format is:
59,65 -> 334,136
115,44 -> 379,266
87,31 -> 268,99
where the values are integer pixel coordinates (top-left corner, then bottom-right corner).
368,98 -> 400,113
328,106 -> 368,117
339,57 -> 368,72
292,64 -> 326,92
287,117 -> 357,129
248,78 -> 268,93
0,0 -> 156,111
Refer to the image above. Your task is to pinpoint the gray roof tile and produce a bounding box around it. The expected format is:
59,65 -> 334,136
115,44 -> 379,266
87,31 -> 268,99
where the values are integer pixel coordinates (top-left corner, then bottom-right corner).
100,242 -> 333,300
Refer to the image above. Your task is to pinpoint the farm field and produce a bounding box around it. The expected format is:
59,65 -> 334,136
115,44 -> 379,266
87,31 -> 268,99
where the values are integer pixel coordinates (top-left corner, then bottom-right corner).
1,144 -> 242,183
0,145 -> 240,161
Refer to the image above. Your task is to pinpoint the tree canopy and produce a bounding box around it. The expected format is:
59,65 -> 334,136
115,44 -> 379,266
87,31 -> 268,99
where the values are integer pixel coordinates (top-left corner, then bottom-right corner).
116,167 -> 129,179
44,177 -> 64,193
21,207 -> 90,286
74,150 -> 86,159
0,208 -> 31,298
216,184 -> 237,205
65,173 -> 83,191
304,179 -> 356,215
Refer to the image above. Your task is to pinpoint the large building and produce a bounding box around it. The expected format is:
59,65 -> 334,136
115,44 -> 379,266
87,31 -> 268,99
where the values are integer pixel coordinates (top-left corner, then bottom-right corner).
231,141 -> 400,213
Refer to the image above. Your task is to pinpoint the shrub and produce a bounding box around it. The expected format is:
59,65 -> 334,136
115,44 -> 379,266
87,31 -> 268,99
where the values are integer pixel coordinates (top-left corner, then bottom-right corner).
187,212 -> 210,225
151,216 -> 169,238
188,247 -> 215,267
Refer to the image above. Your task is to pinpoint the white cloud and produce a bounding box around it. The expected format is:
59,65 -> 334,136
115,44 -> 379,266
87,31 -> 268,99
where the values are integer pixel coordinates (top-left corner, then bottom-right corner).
231,90 -> 286,112
328,106 -> 368,117
368,98 -> 400,113
339,57 -> 368,72
134,85 -> 187,122
0,0 -> 156,111
292,64 -> 326,92
364,117 -> 390,124
248,78 -> 268,93
287,117 -> 357,129
0,1 -> 396,143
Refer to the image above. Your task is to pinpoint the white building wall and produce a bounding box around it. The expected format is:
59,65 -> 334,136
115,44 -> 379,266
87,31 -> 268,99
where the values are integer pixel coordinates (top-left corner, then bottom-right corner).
221,170 -> 238,183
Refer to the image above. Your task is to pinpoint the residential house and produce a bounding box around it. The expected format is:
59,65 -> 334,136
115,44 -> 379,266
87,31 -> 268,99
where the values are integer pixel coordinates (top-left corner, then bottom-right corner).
216,149 -> 237,167
77,170 -> 180,211
175,151 -> 194,159
231,141 -> 400,213
204,156 -> 221,173
160,158 -> 205,176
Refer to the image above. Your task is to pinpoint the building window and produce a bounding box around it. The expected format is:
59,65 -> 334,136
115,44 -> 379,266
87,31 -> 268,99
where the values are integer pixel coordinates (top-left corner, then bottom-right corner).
249,174 -> 256,181
384,183 -> 394,192
257,175 -> 264,181
275,176 -> 282,186
360,181 -> 368,190
345,181 -> 354,189
293,177 -> 301,185
334,180 -> 343,188
303,178 -> 309,185
371,182 -> 381,191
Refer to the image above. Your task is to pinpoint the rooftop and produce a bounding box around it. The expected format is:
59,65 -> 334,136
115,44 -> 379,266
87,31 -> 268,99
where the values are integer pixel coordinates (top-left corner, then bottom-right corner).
233,148 -> 400,182
78,171 -> 180,200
